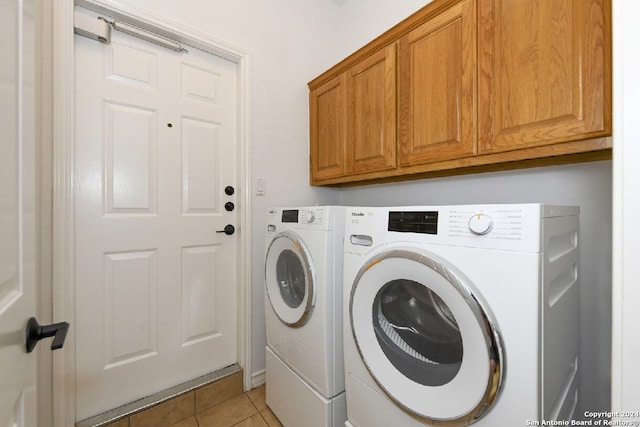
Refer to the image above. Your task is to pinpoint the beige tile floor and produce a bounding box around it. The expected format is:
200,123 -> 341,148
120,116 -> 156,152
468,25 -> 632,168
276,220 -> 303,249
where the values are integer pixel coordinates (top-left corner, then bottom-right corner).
167,385 -> 283,427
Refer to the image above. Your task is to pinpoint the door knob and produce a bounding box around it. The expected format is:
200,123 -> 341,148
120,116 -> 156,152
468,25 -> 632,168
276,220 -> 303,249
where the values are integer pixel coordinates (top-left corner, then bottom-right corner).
25,317 -> 70,353
216,224 -> 235,235
224,186 -> 235,196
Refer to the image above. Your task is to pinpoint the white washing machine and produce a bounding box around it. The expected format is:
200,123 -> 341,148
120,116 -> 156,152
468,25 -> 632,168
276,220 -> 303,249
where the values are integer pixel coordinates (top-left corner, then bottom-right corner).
264,206 -> 347,427
343,204 -> 580,426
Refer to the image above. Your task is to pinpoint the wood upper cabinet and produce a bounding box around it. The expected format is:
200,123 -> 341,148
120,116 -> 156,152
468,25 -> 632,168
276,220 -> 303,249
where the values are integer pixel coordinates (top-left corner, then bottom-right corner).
308,0 -> 611,185
346,44 -> 397,174
309,45 -> 397,183
309,74 -> 346,181
478,0 -> 611,153
398,0 -> 477,167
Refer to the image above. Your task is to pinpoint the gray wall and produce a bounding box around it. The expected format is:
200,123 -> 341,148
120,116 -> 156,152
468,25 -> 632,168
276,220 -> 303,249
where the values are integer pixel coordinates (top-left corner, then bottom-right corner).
337,160 -> 613,417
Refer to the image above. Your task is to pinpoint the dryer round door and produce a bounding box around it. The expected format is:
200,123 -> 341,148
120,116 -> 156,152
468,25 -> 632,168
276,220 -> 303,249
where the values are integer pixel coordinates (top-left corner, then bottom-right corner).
265,231 -> 315,327
349,248 -> 504,425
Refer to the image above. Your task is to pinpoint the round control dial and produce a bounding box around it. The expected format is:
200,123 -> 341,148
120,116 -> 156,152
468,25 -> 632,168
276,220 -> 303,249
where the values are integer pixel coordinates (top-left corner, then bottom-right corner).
468,213 -> 493,235
304,210 -> 316,224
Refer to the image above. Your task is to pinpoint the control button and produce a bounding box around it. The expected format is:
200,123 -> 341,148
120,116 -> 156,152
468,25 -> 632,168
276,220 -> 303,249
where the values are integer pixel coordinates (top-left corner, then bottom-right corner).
468,214 -> 493,235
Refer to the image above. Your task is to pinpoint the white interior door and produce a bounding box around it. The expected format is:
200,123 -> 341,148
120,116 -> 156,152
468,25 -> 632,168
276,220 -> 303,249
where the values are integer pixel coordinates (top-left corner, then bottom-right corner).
0,0 -> 37,425
74,12 -> 240,420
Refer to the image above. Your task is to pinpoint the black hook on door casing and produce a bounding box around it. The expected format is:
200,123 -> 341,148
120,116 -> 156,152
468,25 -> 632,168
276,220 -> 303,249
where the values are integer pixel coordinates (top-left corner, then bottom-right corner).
25,317 -> 70,353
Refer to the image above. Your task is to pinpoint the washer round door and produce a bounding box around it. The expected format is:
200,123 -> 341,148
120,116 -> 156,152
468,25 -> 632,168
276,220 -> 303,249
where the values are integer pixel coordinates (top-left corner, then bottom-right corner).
265,231 -> 315,327
349,248 -> 504,425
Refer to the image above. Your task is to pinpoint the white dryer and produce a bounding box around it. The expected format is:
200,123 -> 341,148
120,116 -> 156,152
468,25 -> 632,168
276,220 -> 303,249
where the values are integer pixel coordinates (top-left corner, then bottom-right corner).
264,206 -> 347,427
343,204 -> 580,426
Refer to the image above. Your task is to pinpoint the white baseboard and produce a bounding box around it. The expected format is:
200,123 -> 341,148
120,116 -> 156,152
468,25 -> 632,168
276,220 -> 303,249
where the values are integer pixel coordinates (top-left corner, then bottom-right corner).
251,369 -> 266,388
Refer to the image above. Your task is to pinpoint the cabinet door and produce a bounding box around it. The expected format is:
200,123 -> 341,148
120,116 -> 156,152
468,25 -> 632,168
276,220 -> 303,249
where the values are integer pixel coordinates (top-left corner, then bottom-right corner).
309,74 -> 346,182
398,0 -> 477,167
478,0 -> 611,154
346,44 -> 397,174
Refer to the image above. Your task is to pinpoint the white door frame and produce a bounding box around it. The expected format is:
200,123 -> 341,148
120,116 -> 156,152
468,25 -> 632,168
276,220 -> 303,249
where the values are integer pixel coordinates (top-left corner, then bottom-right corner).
612,0 -> 640,414
51,1 -> 252,424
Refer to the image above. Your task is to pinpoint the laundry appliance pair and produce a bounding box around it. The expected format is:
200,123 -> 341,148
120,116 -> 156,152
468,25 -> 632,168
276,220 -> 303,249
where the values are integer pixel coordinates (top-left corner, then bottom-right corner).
264,204 -> 580,427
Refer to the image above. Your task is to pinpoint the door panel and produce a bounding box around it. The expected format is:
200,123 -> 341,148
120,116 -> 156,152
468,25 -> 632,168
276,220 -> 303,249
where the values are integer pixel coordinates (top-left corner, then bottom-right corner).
478,0 -> 611,152
182,118 -> 221,214
309,74 -> 346,181
398,0 -> 477,166
346,44 -> 397,174
74,15 -> 239,420
103,250 -> 157,368
181,245 -> 221,344
0,0 -> 38,425
104,101 -> 157,214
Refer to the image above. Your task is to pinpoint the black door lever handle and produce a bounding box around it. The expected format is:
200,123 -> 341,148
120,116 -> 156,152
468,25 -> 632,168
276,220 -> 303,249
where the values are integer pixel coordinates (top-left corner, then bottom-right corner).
216,224 -> 235,235
25,317 -> 70,353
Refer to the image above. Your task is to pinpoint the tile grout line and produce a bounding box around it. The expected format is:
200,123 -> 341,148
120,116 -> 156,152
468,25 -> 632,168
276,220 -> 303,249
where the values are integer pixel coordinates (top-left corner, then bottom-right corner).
257,409 -> 271,427
232,394 -> 260,427
194,392 -> 261,427
246,388 -> 272,427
